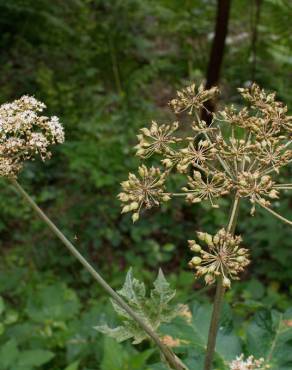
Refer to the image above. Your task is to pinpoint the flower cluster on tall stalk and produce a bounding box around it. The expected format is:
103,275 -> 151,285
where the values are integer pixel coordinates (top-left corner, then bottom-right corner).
119,82 -> 292,369
229,354 -> 269,370
0,96 -> 64,177
0,96 -> 187,370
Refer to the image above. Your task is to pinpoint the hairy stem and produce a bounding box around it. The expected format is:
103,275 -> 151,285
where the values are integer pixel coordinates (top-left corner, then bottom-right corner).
204,195 -> 240,370
10,179 -> 187,370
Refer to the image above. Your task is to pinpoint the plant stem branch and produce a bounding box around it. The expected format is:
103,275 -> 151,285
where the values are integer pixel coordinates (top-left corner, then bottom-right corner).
203,194 -> 240,370
10,179 -> 187,370
256,201 -> 292,227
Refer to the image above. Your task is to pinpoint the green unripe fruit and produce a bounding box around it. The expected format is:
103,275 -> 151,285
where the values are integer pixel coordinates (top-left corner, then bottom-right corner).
190,244 -> 202,253
191,257 -> 202,265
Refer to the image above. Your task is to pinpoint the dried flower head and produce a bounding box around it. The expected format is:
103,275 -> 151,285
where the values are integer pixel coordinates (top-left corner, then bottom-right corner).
188,228 -> 250,288
169,83 -> 219,114
229,354 -> 269,370
0,95 -> 64,177
118,165 -> 170,222
120,82 -> 292,226
135,120 -> 180,158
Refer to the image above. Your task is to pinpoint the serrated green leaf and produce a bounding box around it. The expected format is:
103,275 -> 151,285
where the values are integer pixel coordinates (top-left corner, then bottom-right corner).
151,269 -> 176,307
118,268 -> 146,304
94,324 -> 133,342
95,268 -> 179,345
247,309 -> 292,368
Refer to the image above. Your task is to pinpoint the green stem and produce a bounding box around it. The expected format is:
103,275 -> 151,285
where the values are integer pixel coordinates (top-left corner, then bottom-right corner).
10,179 -> 187,370
203,195 -> 240,370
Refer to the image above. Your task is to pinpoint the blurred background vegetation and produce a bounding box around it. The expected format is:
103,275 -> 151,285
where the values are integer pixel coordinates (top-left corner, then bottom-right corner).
0,0 -> 291,369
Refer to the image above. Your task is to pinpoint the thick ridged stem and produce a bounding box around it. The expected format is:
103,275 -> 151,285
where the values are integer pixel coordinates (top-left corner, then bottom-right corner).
10,179 -> 188,370
203,195 -> 240,370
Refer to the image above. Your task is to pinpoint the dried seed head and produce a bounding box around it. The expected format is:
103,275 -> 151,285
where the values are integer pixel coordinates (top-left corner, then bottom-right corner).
119,165 -> 170,222
120,82 -> 292,226
188,228 -> 250,288
169,83 -> 219,114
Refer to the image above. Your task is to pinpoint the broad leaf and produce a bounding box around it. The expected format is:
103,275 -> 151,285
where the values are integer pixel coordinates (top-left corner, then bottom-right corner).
95,268 -> 180,344
247,309 -> 292,369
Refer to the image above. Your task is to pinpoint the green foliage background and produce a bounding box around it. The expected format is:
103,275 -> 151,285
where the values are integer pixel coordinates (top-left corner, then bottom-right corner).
0,0 -> 291,369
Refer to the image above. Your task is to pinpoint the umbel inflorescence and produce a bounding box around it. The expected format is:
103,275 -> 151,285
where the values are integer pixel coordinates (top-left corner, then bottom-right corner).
0,95 -> 64,177
119,82 -> 292,286
188,229 -> 250,288
229,354 -> 269,370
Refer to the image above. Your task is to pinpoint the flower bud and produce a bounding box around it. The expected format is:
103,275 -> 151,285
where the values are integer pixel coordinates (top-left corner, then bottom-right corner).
121,205 -> 130,214
138,166 -> 146,177
162,159 -> 173,168
193,171 -> 202,179
223,277 -> 231,288
191,197 -> 201,203
191,257 -> 202,266
136,149 -> 145,156
204,274 -> 214,285
118,193 -> 129,202
132,213 -> 139,223
121,180 -> 130,189
130,202 -> 139,210
190,244 -> 202,252
213,234 -> 220,245
261,175 -> 270,183
268,190 -> 278,199
162,194 -> 171,202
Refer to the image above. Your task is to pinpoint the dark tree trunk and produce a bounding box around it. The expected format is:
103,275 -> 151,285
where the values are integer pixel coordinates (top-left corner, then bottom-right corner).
202,0 -> 232,124
250,0 -> 262,82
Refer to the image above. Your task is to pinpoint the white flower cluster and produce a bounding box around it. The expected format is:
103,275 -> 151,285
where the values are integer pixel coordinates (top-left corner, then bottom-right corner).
0,95 -> 64,177
229,354 -> 268,370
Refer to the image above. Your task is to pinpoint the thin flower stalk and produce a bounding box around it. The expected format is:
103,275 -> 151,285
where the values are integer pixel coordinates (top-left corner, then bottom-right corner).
0,96 -> 187,370
203,195 -> 241,370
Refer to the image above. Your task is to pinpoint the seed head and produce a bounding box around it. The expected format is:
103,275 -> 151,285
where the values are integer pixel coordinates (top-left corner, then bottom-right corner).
188,228 -> 250,287
118,165 -> 170,222
119,82 -> 292,226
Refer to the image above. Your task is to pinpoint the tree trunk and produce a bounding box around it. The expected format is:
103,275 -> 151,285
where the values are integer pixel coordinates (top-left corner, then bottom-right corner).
202,0 -> 232,124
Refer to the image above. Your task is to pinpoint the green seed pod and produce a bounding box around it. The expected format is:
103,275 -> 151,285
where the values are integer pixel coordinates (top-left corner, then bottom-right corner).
190,244 -> 202,253
130,202 -> 139,210
191,257 -> 202,266
132,213 -> 139,223
121,205 -> 130,214
205,234 -> 214,246
213,234 -> 220,245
